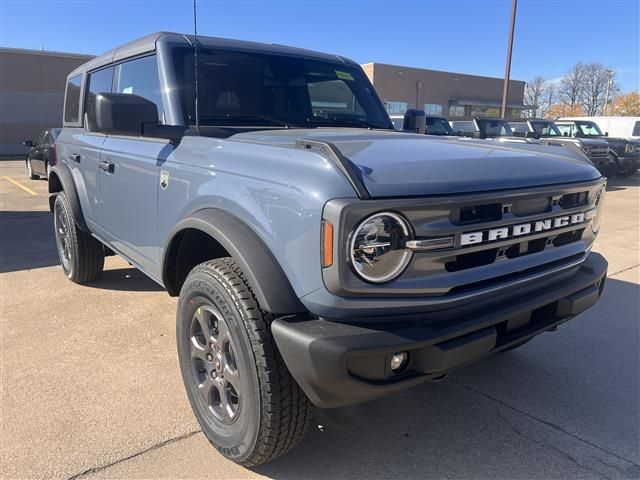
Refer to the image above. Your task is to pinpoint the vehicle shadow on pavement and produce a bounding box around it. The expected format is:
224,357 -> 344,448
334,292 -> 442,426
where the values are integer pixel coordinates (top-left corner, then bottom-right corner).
606,174 -> 640,192
254,276 -> 639,480
86,267 -> 165,292
0,210 -> 58,273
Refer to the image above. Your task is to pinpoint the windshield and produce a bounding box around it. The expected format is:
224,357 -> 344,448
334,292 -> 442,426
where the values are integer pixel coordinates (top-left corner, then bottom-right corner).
575,121 -> 604,137
531,121 -> 562,137
476,119 -> 513,137
174,47 -> 392,129
425,117 -> 454,135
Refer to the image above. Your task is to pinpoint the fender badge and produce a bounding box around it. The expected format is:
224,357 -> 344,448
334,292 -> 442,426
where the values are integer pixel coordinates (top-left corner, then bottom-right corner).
160,170 -> 170,190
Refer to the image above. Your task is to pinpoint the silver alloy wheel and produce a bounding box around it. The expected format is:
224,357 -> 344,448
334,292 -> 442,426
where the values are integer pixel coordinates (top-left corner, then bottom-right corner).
190,305 -> 242,424
54,201 -> 71,272
46,162 -> 51,178
27,159 -> 33,178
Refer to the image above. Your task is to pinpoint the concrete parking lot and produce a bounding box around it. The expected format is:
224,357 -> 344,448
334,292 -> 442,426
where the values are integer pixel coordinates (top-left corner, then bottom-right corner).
1,158 -> 638,480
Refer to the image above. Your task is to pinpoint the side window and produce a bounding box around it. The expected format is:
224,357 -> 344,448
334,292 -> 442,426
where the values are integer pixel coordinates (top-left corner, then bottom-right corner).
43,133 -> 53,145
114,55 -> 164,123
64,74 -> 83,124
85,67 -> 114,131
632,121 -> 640,137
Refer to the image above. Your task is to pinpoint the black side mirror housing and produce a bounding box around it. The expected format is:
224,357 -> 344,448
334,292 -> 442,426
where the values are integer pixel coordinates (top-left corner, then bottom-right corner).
563,132 -> 569,137
95,93 -> 159,136
605,132 -> 609,136
525,131 -> 537,138
23,140 -> 34,147
402,109 -> 426,134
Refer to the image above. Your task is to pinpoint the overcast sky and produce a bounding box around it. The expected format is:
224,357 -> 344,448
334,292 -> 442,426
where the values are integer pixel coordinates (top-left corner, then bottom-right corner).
1,0 -> 638,92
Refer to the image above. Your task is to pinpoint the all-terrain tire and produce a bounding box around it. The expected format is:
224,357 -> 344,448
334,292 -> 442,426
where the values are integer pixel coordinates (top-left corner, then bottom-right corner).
177,258 -> 312,466
53,191 -> 104,283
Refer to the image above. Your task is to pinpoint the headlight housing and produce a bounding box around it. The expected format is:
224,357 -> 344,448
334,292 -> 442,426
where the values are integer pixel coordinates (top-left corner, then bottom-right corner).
586,185 -> 606,233
582,145 -> 591,155
349,212 -> 412,283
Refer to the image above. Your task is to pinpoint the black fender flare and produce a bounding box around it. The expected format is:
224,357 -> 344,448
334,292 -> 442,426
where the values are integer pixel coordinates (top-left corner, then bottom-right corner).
48,163 -> 89,232
162,208 -> 306,315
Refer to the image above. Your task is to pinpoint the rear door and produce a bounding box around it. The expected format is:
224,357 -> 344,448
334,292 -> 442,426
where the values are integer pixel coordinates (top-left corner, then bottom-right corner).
30,131 -> 46,173
97,55 -> 168,276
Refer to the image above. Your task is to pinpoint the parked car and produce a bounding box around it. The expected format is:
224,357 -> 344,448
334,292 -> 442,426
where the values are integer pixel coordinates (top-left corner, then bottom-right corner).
511,119 -> 613,177
564,116 -> 640,140
23,128 -> 60,179
51,32 -> 608,466
451,117 -> 526,141
391,114 -> 456,136
557,119 -> 640,177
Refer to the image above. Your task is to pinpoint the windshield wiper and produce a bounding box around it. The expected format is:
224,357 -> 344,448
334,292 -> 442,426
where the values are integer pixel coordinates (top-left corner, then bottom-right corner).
195,114 -> 301,128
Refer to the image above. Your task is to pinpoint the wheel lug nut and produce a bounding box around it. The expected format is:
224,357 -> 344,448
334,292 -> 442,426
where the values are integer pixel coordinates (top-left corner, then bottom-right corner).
206,353 -> 213,361
210,370 -> 217,379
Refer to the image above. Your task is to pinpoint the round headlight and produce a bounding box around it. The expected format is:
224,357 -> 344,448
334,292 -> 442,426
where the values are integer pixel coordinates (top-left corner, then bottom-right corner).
349,212 -> 412,283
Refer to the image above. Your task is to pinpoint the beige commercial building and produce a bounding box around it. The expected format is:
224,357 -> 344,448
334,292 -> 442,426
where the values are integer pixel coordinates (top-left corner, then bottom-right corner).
362,62 -> 527,120
0,47 -> 93,156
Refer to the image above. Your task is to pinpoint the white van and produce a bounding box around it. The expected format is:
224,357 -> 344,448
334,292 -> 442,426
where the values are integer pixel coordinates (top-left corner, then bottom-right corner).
564,117 -> 640,139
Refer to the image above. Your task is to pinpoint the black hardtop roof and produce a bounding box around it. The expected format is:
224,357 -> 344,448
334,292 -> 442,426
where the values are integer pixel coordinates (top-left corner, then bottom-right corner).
68,31 -> 357,78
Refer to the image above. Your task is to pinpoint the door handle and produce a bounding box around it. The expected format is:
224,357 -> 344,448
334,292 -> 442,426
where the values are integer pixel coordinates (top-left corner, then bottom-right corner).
70,154 -> 81,163
99,160 -> 115,174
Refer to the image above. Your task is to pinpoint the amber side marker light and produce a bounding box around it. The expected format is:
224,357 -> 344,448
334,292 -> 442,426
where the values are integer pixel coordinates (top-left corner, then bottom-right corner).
322,220 -> 334,268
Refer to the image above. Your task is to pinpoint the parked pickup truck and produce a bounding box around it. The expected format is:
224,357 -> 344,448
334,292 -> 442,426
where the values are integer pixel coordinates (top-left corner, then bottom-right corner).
557,118 -> 640,177
51,32 -> 608,466
511,119 -> 613,177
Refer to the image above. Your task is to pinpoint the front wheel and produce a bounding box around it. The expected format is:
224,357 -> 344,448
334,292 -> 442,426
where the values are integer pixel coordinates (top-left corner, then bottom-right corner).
53,192 -> 104,283
177,258 -> 312,466
617,158 -> 638,177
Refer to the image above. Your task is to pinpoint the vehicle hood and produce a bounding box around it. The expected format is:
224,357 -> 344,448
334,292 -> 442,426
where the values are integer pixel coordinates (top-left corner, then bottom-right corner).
230,129 -> 601,197
576,138 -> 610,147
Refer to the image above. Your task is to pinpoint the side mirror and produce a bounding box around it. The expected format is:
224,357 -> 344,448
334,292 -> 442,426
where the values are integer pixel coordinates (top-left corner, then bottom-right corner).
563,132 -> 569,137
605,132 -> 609,136
402,109 -> 426,134
95,93 -> 158,136
525,131 -> 537,138
23,140 -> 34,147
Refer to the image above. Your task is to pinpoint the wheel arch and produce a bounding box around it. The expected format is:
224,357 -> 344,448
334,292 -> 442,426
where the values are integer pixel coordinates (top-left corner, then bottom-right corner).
162,208 -> 306,315
47,163 -> 88,231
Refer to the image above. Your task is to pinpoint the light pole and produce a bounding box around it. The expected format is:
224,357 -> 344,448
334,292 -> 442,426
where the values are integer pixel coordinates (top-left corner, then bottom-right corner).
501,0 -> 518,119
603,69 -> 613,116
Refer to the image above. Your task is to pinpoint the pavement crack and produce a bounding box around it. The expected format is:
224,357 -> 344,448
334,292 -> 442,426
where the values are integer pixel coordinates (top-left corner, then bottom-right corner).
451,378 -> 640,468
608,263 -> 640,278
65,429 -> 202,480
495,409 -> 611,480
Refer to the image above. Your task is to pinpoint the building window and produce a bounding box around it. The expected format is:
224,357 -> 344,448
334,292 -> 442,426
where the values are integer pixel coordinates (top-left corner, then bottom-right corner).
470,106 -> 501,117
385,101 -> 408,114
424,103 -> 443,116
449,105 -> 465,118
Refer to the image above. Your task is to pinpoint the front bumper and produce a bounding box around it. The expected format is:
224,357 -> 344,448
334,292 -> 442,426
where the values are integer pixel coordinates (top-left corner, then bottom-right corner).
272,252 -> 607,408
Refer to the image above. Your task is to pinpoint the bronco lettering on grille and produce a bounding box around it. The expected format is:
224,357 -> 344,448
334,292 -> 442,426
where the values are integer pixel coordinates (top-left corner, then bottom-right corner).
461,213 -> 586,246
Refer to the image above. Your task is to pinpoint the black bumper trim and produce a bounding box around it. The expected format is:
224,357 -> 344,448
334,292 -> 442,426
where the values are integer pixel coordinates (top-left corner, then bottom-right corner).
272,252 -> 607,408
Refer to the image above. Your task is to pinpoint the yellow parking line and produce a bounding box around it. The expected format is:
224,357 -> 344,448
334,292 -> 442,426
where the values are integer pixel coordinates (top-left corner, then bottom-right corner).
2,176 -> 38,196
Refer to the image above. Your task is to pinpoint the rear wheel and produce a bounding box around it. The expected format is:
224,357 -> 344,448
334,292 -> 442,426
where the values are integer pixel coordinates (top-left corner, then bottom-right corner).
26,158 -> 38,180
45,161 -> 51,179
53,192 -> 104,283
177,258 -> 312,466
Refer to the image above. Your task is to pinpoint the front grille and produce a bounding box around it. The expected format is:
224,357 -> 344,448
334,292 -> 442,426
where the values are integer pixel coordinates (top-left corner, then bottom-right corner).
589,146 -> 609,158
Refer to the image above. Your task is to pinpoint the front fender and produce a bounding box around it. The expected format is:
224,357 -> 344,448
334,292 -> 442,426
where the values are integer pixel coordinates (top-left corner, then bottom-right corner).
163,208 -> 306,314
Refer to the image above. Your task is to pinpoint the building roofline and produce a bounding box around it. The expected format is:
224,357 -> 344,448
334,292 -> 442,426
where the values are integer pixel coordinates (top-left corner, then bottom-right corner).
365,61 -> 525,84
0,46 -> 94,59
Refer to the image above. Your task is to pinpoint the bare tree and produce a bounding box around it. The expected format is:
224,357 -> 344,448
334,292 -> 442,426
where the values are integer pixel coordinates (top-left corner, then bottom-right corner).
539,81 -> 556,118
559,63 -> 585,108
581,63 -> 618,115
524,76 -> 546,118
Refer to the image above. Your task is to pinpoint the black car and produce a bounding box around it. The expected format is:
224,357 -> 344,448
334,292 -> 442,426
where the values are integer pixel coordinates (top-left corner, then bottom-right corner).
556,119 -> 640,177
24,128 -> 60,180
